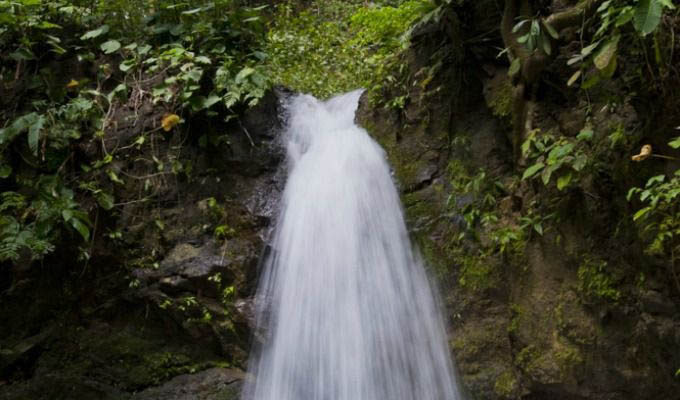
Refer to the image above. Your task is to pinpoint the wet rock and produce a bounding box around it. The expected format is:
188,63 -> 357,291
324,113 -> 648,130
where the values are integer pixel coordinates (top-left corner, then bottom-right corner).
132,368 -> 243,400
640,290 -> 676,316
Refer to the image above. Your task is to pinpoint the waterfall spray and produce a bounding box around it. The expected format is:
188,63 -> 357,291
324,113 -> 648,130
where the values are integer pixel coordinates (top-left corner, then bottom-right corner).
243,90 -> 463,400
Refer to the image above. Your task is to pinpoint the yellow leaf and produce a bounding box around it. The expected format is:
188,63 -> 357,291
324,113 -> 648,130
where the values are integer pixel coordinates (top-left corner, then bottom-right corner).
631,144 -> 652,162
66,79 -> 79,88
162,113 -> 180,132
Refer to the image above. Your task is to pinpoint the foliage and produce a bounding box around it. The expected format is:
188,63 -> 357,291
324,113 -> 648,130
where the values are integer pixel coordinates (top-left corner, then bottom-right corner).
627,140 -> 680,290
265,0 -> 433,99
521,129 -> 591,192
0,0 -> 273,263
577,257 -> 622,302
566,0 -> 676,88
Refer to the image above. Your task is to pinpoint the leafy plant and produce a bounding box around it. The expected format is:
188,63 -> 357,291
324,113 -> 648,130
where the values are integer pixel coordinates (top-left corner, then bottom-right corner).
627,139 -> 680,291
521,129 -> 590,191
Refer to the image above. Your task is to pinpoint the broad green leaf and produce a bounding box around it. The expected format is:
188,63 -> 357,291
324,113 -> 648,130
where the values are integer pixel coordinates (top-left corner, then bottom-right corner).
557,173 -> 572,191
534,223 -> 544,236
100,40 -> 121,54
195,56 -> 212,64
96,192 -> 115,210
203,95 -> 222,109
70,218 -> 90,241
634,0 -> 663,36
548,143 -> 574,162
669,136 -> 680,149
573,153 -> 588,172
62,209 -> 73,222
594,35 -> 619,70
235,67 -> 255,83
81,25 -> 109,40
119,59 -> 135,72
522,162 -> 545,180
646,174 -> 665,187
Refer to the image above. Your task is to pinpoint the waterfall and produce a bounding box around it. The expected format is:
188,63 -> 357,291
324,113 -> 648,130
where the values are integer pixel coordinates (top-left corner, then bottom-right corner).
243,90 -> 463,400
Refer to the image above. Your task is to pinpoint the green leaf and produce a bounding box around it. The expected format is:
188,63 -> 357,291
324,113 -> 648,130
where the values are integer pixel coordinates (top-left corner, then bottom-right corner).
646,174 -> 665,187
548,143 -> 574,162
235,67 -> 255,83
627,187 -> 641,201
0,165 -> 11,178
61,209 -> 73,222
534,223 -> 543,236
633,206 -> 652,221
203,95 -> 222,109
28,114 -> 46,156
542,20 -> 559,39
96,192 -> 115,210
119,59 -> 135,72
81,25 -> 110,40
70,218 -> 90,241
195,56 -> 212,64
522,162 -> 545,180
542,163 -> 562,185
669,136 -> 680,149
107,169 -> 125,185
508,58 -> 521,77
594,35 -> 619,70
577,128 -> 594,141
567,70 -> 582,87
581,41 -> 600,57
634,0 -> 663,36
557,173 -> 573,191
573,154 -> 588,172
100,40 -> 121,54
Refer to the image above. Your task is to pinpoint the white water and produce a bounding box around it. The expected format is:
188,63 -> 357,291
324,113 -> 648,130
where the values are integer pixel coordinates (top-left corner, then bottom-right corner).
243,90 -> 463,400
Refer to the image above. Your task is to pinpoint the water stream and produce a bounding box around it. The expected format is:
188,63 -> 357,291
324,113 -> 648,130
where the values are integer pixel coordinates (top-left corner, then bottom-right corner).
243,90 -> 463,400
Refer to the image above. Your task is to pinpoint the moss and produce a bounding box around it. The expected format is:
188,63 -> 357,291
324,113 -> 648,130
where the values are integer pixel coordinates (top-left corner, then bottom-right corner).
577,257 -> 621,303
494,370 -> 518,398
486,77 -> 513,118
515,345 -> 540,373
554,344 -> 584,374
507,303 -> 523,335
455,248 -> 499,292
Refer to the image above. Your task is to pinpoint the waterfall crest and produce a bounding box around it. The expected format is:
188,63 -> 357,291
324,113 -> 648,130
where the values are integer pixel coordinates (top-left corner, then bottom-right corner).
243,90 -> 463,400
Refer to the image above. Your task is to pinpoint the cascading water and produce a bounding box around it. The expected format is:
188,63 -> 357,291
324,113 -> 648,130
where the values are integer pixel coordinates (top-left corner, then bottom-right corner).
243,90 -> 463,400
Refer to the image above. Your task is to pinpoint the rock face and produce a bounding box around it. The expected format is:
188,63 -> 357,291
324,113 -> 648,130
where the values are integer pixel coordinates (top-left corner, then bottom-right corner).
357,4 -> 680,400
132,368 -> 244,400
0,90 -> 286,399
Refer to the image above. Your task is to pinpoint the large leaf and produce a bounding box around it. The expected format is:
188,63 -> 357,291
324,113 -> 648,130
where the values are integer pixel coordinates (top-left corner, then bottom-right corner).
81,25 -> 109,40
634,0 -> 663,36
594,35 -> 619,70
522,162 -> 545,180
100,40 -> 121,54
27,114 -> 46,156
